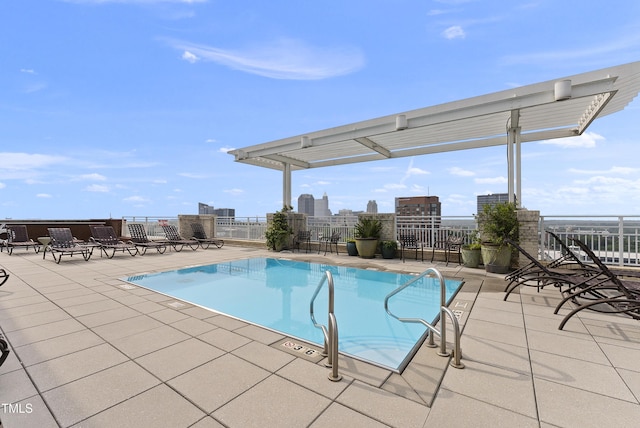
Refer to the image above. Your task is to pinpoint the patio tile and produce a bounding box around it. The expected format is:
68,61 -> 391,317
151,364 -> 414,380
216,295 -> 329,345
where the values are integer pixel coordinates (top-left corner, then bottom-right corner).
460,317 -> 527,348
530,349 -> 636,401
0,394 -> 58,428
0,366 -> 40,404
526,329 -> 610,365
70,384 -> 206,428
213,375 -> 331,428
43,361 -> 160,427
15,329 -> 105,366
26,343 -> 128,392
467,306 -> 525,328
1,308 -> 71,333
7,318 -> 86,347
168,353 -> 269,413
439,359 -> 537,418
276,358 -> 352,400
206,314 -> 249,330
0,301 -> 60,321
457,335 -> 531,375
234,324 -> 286,344
171,317 -> 218,336
147,307 -> 190,324
198,327 -> 252,352
426,388 -> 538,427
63,298 -> 125,318
310,402 -> 390,428
189,417 -> 226,428
337,380 -> 429,428
75,306 -> 140,328
535,378 -> 640,427
232,341 -> 295,372
135,338 -> 225,381
91,314 -> 164,341
109,325 -> 190,359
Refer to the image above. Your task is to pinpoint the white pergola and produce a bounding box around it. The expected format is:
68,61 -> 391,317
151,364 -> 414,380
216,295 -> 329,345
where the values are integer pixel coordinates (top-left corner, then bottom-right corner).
229,61 -> 640,208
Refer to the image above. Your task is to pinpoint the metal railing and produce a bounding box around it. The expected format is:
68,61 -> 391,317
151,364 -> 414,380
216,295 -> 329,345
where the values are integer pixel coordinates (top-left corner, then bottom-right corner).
309,270 -> 341,381
122,214 -> 640,267
384,267 -> 463,369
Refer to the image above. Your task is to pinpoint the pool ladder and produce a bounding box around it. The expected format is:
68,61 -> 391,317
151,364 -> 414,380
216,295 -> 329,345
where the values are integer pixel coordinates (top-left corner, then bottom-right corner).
309,270 -> 342,381
384,267 -> 464,369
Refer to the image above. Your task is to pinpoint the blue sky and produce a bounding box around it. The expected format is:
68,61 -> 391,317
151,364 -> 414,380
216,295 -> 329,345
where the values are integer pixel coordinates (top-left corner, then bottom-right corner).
2,0 -> 640,220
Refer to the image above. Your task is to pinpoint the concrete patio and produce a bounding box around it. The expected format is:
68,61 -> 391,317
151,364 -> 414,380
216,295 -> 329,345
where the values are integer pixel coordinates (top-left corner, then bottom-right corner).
1,244 -> 639,427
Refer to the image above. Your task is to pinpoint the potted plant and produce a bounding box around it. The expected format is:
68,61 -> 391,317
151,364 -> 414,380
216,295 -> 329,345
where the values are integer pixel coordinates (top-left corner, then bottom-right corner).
265,207 -> 293,251
346,239 -> 358,256
460,230 -> 482,268
380,240 -> 397,259
477,202 -> 519,273
354,217 -> 382,259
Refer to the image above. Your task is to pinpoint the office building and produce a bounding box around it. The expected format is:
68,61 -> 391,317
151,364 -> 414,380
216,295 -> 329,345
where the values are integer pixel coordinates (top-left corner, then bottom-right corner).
366,200 -> 378,214
395,196 -> 441,218
297,194 -> 315,216
477,193 -> 515,215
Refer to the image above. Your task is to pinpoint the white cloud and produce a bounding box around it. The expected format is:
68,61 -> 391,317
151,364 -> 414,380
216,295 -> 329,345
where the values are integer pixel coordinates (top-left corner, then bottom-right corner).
0,153 -> 67,170
78,173 -> 107,181
179,172 -> 209,179
182,51 -> 199,64
442,26 -> 466,39
205,138 -> 217,143
569,166 -> 639,175
219,147 -> 234,153
123,195 -> 149,203
224,188 -> 244,195
449,166 -> 475,177
475,176 -> 507,184
85,184 -> 109,192
539,132 -> 603,148
64,0 -> 206,4
168,37 -> 365,80
36,193 -> 52,198
20,68 -> 36,74
0,183 -> 5,189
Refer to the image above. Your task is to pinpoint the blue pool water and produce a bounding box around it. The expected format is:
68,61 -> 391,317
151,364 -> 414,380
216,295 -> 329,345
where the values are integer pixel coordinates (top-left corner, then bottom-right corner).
124,258 -> 462,371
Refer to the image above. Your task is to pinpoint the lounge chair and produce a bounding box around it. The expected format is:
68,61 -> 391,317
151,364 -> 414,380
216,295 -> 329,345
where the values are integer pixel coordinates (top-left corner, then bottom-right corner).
89,225 -> 138,258
190,223 -> 224,249
430,234 -> 463,266
399,233 -> 423,262
0,267 -> 9,287
4,225 -> 40,255
127,223 -> 168,255
554,238 -> 640,329
503,238 -> 608,301
0,331 -> 9,367
161,225 -> 199,252
43,227 -> 93,263
318,231 -> 340,255
292,230 -> 311,253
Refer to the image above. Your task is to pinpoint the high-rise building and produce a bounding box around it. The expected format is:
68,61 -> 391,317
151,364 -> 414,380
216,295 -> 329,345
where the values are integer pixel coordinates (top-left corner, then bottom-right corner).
366,200 -> 378,214
198,202 -> 215,215
297,194 -> 315,216
314,192 -> 331,217
214,208 -> 235,218
395,196 -> 441,218
477,193 -> 515,215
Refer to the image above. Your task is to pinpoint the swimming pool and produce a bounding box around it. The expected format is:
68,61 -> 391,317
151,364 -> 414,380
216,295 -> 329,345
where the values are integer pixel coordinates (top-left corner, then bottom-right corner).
124,258 -> 463,371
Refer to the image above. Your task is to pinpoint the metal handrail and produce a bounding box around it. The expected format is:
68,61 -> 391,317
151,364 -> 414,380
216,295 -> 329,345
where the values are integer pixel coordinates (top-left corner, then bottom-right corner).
310,270 -> 342,381
384,267 -> 464,369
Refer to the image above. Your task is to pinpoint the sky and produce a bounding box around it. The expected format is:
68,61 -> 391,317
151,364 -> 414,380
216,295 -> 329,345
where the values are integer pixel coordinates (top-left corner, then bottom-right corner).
2,0 -> 640,220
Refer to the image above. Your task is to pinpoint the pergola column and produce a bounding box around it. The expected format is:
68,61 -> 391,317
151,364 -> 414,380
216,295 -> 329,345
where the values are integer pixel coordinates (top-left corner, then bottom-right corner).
282,162 -> 291,208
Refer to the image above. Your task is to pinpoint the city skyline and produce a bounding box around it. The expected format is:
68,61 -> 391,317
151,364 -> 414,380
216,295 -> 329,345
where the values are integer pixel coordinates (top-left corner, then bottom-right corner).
2,1 -> 640,219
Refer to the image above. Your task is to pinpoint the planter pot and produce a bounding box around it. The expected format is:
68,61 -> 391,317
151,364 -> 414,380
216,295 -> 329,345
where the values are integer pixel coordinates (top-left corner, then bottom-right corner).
481,244 -> 512,273
381,246 -> 396,259
346,241 -> 359,256
355,238 -> 378,259
461,247 -> 482,268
